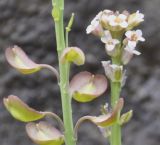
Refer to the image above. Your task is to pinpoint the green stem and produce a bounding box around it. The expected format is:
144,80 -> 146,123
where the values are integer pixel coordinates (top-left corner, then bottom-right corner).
52,1 -> 76,145
110,57 -> 122,145
110,82 -> 121,145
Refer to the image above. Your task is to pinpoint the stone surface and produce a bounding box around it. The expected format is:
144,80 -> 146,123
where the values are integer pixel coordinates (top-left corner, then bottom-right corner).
0,0 -> 160,145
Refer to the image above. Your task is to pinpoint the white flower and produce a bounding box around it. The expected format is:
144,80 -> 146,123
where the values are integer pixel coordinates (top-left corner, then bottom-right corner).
102,61 -> 123,82
101,30 -> 119,51
107,14 -> 128,28
122,46 -> 141,64
86,11 -> 103,35
124,46 -> 141,55
128,10 -> 144,25
125,29 -> 145,48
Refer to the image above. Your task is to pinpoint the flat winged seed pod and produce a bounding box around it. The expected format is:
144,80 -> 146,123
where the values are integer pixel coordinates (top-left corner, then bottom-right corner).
69,71 -> 108,102
60,47 -> 85,65
26,121 -> 64,145
74,98 -> 124,137
89,98 -> 124,127
3,95 -> 45,122
5,46 -> 41,74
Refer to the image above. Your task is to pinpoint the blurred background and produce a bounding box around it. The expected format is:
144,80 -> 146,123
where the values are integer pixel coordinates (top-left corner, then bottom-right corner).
0,0 -> 160,145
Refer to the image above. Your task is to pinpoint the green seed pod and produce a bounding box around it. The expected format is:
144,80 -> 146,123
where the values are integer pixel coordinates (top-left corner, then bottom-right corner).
69,71 -> 108,102
60,47 -> 85,65
3,95 -> 45,122
90,98 -> 124,127
5,46 -> 41,74
26,121 -> 64,145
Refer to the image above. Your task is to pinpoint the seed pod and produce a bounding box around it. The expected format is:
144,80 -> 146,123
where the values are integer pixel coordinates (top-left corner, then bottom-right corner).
89,98 -> 124,127
5,46 -> 41,74
3,95 -> 45,122
26,121 -> 64,145
5,46 -> 59,80
60,47 -> 85,65
69,71 -> 108,102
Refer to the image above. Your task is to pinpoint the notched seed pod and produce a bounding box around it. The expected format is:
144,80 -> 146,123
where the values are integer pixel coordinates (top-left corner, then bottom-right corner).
3,95 -> 45,122
26,121 -> 64,145
5,46 -> 59,80
69,71 -> 108,102
5,46 -> 41,74
60,47 -> 85,65
74,98 -> 124,138
89,98 -> 124,127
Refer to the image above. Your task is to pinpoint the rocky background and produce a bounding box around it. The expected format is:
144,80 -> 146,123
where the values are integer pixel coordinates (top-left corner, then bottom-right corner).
0,0 -> 160,145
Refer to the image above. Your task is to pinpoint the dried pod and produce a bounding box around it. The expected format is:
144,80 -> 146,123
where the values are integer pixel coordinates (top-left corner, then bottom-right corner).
3,95 -> 45,122
5,46 -> 41,74
69,71 -> 108,102
26,121 -> 64,145
60,47 -> 85,65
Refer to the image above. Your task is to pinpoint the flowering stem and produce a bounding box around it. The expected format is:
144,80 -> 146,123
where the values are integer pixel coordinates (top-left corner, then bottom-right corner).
110,56 -> 122,145
110,82 -> 121,145
52,1 -> 76,145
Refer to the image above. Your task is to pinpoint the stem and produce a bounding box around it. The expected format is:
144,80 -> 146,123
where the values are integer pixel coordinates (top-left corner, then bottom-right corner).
110,57 -> 122,145
52,1 -> 76,145
44,111 -> 64,131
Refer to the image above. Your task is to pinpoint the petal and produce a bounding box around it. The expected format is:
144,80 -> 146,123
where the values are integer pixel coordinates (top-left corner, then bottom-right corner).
106,44 -> 115,51
120,21 -> 128,28
118,14 -> 127,20
125,31 -> 132,39
136,29 -> 142,36
128,41 -> 137,48
133,50 -> 141,55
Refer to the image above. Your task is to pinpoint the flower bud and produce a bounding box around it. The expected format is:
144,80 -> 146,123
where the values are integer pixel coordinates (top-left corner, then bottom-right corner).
86,11 -> 104,37
3,95 -> 45,122
102,61 -> 123,82
69,71 -> 108,102
26,121 -> 64,145
119,110 -> 133,125
127,11 -> 144,30
60,47 -> 85,65
122,46 -> 141,65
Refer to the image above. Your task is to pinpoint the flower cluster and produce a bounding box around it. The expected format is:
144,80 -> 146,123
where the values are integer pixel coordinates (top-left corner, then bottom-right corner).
86,10 -> 145,84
